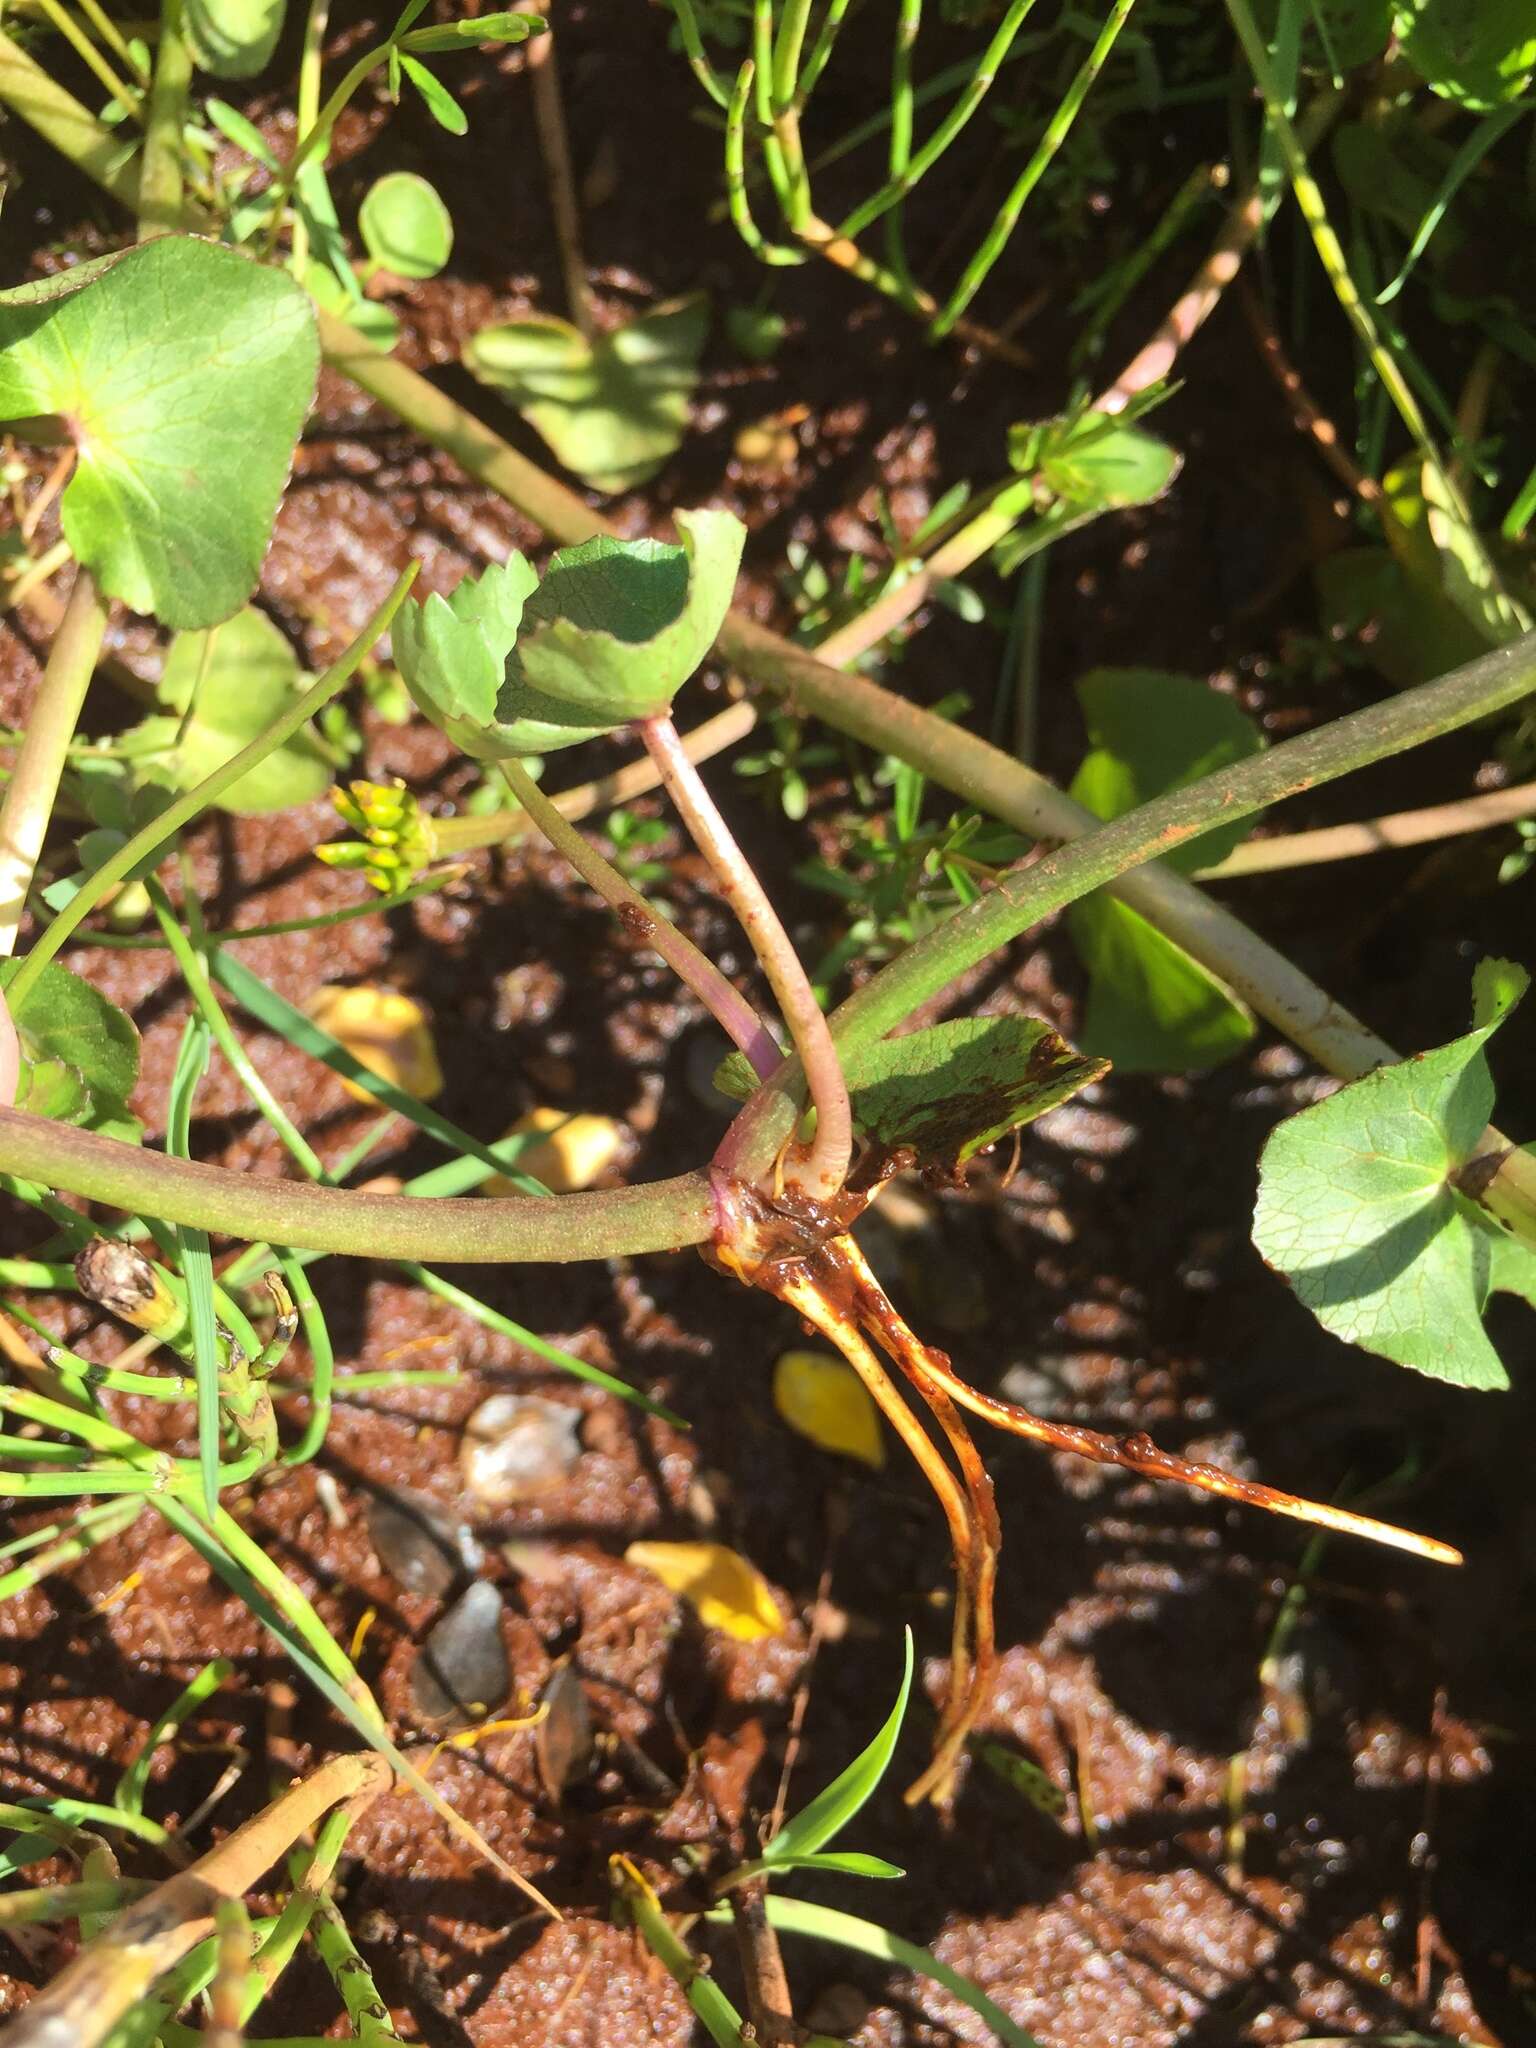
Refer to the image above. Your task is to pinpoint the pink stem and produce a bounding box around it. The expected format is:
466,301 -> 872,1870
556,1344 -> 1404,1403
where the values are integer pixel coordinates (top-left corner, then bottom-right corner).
640,716 -> 852,1200
500,761 -> 781,1079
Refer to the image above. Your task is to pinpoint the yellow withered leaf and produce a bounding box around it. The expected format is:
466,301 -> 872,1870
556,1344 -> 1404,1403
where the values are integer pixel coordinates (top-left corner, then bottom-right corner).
305,984 -> 444,1104
481,1107 -> 624,1195
773,1350 -> 885,1470
624,1541 -> 784,1641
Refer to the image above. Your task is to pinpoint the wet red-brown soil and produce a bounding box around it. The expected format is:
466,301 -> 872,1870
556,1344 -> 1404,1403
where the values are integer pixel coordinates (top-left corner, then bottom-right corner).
3,5 -> 1536,2043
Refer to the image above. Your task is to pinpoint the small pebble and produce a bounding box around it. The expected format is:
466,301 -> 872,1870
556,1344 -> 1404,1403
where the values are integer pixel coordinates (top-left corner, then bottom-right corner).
409,1580 -> 510,1728
366,1486 -> 478,1599
461,1394 -> 582,1507
535,1659 -> 593,1803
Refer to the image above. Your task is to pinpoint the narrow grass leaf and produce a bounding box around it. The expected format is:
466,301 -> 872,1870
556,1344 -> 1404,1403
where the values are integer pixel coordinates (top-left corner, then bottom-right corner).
760,1629 -> 912,1864
166,1018 -> 221,1517
720,1896 -> 1040,2048
116,1659 -> 233,1817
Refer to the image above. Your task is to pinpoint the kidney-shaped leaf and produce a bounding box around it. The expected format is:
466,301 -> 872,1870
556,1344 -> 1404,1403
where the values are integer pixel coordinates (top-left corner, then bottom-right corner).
360,171 -> 454,281
1253,958 -> 1536,1390
464,295 -> 709,495
394,510 -> 744,757
185,0 -> 285,76
0,239 -> 317,628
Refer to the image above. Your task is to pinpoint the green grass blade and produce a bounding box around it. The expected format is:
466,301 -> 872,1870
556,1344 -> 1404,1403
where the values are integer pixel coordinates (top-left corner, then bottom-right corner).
757,1628 -> 911,1866
719,1895 -> 1041,2048
209,949 -> 551,1191
403,1260 -> 687,1424
116,1658 -> 233,1817
167,1016 -> 222,1517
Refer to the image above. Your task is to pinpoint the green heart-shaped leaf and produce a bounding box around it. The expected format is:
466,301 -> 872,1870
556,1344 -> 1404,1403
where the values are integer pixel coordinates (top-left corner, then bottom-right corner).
185,0 -> 285,76
1254,958 -> 1536,1389
463,295 -> 709,494
393,508 -> 744,757
131,605 -> 333,814
359,171 -> 454,280
0,960 -> 141,1140
0,238 -> 317,628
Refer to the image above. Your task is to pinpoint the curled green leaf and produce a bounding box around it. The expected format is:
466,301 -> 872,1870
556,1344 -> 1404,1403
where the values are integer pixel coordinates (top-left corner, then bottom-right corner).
393,508 -> 745,757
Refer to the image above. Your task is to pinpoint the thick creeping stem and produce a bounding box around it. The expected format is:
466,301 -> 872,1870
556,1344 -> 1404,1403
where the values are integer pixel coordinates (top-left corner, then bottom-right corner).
707,1165 -> 1461,1799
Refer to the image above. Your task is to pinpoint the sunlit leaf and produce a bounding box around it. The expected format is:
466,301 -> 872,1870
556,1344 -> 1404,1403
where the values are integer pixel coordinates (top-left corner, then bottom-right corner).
400,53 -> 468,134
130,606 -> 333,815
0,961 -> 140,1141
624,1540 -> 784,1641
1253,958 -> 1536,1389
464,295 -> 709,494
359,171 -> 454,280
304,985 -> 444,1104
773,1350 -> 884,1469
760,1630 -> 911,1863
1394,0 -> 1536,108
1068,669 -> 1263,1072
393,509 -> 744,756
185,0 -> 284,76
0,239 -> 316,628
839,1015 -> 1106,1170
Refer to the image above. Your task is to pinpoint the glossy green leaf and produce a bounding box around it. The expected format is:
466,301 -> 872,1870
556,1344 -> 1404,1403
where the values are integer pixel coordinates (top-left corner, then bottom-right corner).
1316,545 -> 1491,688
124,606 -> 331,815
0,961 -> 140,1141
400,9 -> 543,49
359,171 -> 454,280
1067,670 -> 1263,1072
712,1897 -> 1041,2048
394,509 -> 745,757
400,53 -> 468,134
1394,0 -> 1536,108
749,1850 -> 905,1880
839,1016 -> 1106,1170
0,239 -> 316,628
759,1632 -> 912,1869
1253,958 -> 1536,1389
1024,410 -> 1182,513
1254,0 -> 1392,71
463,295 -> 709,494
185,0 -> 284,75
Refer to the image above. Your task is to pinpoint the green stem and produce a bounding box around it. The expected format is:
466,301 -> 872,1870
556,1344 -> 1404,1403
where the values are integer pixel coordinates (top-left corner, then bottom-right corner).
837,0 -> 1044,239
726,59 -> 808,265
310,1895 -> 400,2045
0,28 -> 143,206
148,882 -> 326,1180
611,1861 -> 750,2048
641,714 -> 851,1198
1223,0 -> 1525,634
500,760 -> 781,1078
30,0 -> 143,124
798,0 -> 852,98
721,631 -> 1536,1181
9,633 -> 1536,1257
931,0 -> 1140,335
289,0 -> 331,275
667,0 -> 731,108
138,0 -> 190,238
8,567 -> 415,1007
0,568 -> 109,958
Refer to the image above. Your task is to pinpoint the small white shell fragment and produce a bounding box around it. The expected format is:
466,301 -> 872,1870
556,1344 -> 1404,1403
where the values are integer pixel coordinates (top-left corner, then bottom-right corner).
461,1394 -> 582,1506
481,1107 -> 625,1195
